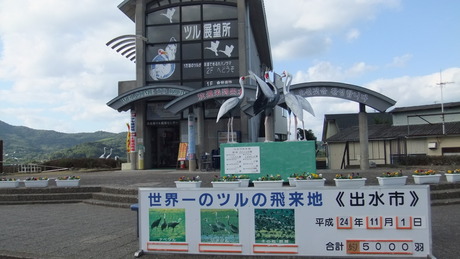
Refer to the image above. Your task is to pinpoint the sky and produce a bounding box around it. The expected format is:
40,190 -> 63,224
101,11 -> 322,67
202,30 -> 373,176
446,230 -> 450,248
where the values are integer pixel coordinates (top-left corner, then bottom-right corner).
0,0 -> 459,140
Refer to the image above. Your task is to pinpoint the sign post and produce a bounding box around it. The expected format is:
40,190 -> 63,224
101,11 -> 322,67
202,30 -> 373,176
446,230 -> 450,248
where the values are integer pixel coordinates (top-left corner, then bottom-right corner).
137,185 -> 432,257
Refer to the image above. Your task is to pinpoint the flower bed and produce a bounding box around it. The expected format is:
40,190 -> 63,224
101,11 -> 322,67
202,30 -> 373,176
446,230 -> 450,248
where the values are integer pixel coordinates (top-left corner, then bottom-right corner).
445,169 -> 460,183
0,178 -> 20,188
237,175 -> 250,187
55,176 -> 81,187
253,174 -> 283,188
24,177 -> 49,188
376,171 -> 407,186
175,176 -> 201,188
412,170 -> 441,184
293,173 -> 326,188
211,175 -> 241,188
334,173 -> 366,188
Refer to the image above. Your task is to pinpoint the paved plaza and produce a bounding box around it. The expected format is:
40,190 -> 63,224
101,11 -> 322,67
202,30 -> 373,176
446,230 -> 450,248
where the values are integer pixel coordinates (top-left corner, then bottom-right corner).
0,168 -> 459,258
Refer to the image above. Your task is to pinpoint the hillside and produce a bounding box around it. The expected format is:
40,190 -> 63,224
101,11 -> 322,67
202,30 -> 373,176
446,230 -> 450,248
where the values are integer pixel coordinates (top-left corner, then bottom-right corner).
0,120 -> 127,163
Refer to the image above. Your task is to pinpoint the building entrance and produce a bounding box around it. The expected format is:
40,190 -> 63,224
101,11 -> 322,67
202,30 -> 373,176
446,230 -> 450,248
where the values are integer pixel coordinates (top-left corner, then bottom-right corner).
150,125 -> 180,168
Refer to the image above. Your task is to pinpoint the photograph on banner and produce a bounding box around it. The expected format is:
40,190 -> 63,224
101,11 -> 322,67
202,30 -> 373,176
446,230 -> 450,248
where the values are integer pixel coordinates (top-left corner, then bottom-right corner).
200,209 -> 239,243
149,208 -> 186,242
255,209 -> 295,244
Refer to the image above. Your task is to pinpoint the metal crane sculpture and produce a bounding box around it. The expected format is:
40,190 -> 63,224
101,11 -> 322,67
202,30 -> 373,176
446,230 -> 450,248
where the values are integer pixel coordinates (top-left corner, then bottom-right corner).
282,71 -> 303,140
216,75 -> 248,143
282,71 -> 315,140
99,147 -> 107,159
105,148 -> 113,159
251,71 -> 280,125
249,70 -> 281,141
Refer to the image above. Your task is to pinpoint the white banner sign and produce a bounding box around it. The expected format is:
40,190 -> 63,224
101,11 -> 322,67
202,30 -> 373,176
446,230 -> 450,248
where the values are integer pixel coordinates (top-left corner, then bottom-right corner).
138,185 -> 431,257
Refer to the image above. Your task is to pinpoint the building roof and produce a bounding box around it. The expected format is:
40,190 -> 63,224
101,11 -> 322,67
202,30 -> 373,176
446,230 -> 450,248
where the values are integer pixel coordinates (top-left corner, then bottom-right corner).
324,113 -> 392,131
325,121 -> 460,143
390,101 -> 460,113
321,113 -> 392,141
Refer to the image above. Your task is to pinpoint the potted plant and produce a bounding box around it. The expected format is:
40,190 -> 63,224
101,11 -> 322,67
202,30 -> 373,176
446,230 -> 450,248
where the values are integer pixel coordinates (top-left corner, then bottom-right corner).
412,169 -> 441,184
445,169 -> 460,183
0,178 -> 20,188
376,171 -> 407,186
55,176 -> 81,187
211,175 -> 241,188
175,176 -> 201,188
294,172 -> 326,188
24,177 -> 49,187
334,173 -> 366,188
237,175 -> 250,187
253,174 -> 283,188
288,173 -> 300,187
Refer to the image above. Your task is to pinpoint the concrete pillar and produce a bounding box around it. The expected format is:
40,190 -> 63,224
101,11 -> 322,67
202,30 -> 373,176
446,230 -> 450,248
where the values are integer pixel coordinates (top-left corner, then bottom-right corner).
132,0 -> 146,170
195,106 -> 205,169
265,113 -> 275,142
188,110 -> 197,171
135,102 -> 146,169
359,103 -> 370,170
135,0 -> 146,88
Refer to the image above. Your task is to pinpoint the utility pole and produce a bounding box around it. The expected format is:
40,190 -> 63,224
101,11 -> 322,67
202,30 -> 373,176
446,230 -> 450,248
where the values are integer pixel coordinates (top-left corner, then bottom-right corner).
436,70 -> 453,135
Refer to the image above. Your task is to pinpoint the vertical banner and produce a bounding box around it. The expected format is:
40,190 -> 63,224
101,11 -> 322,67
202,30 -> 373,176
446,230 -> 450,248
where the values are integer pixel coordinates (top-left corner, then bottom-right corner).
177,143 -> 188,161
187,114 -> 195,160
130,111 -> 137,152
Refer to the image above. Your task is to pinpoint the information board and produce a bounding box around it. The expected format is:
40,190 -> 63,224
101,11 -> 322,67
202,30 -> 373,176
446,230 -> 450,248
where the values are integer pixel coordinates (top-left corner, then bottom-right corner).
223,146 -> 260,174
220,141 -> 316,180
137,185 -> 432,257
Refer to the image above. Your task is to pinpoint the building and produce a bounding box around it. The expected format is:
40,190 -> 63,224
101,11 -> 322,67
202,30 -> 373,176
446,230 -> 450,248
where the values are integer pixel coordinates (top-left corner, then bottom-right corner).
107,0 -> 287,169
323,102 -> 460,169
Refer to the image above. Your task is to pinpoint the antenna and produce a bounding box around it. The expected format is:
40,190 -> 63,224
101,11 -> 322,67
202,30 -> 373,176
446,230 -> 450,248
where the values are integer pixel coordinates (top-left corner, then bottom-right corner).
436,70 -> 454,134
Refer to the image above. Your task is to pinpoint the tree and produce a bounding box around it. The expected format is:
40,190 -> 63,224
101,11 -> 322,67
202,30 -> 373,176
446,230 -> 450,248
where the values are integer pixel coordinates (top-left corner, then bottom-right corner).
296,128 -> 316,141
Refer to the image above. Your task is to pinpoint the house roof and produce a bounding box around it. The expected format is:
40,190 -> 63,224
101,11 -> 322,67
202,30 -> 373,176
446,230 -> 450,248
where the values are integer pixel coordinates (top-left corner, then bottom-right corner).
325,121 -> 460,143
390,101 -> 460,113
322,113 -> 392,141
324,113 -> 392,131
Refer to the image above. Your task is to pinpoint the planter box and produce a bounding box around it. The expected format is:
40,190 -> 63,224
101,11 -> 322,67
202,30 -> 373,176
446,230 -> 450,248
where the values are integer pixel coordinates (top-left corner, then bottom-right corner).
334,178 -> 366,188
239,179 -> 250,187
445,174 -> 460,183
288,177 -> 296,187
0,180 -> 20,188
252,180 -> 283,188
377,176 -> 408,186
412,174 -> 441,184
24,180 -> 49,188
55,179 -> 80,187
212,181 -> 241,188
175,181 -> 201,188
295,178 -> 326,188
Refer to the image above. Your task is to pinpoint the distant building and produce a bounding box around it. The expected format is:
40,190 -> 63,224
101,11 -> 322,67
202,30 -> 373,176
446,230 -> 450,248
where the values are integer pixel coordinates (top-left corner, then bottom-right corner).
323,102 -> 460,169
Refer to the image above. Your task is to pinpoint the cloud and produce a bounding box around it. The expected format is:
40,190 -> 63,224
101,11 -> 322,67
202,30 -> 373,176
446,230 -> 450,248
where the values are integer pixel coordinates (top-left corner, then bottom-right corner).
271,36 -> 332,61
367,68 -> 460,108
387,54 -> 413,68
265,0 -> 402,60
346,28 -> 361,42
0,0 -> 134,133
292,61 -> 376,82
